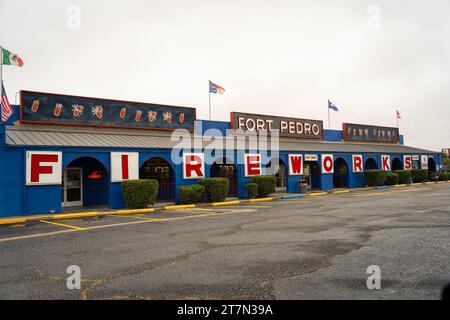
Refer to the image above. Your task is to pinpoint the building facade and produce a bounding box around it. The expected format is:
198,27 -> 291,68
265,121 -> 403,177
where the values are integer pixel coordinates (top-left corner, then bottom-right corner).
0,91 -> 441,217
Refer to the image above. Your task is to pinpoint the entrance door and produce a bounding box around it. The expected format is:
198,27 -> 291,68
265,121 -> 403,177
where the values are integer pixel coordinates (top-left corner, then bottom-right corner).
62,168 -> 83,208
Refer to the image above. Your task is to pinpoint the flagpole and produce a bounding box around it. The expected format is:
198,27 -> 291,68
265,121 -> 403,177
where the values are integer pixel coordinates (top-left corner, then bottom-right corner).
0,45 -> 3,101
208,81 -> 211,121
328,105 -> 330,129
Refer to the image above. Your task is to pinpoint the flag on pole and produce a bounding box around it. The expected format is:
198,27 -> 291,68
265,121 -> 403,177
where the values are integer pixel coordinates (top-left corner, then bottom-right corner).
396,110 -> 401,119
328,100 -> 339,112
209,80 -> 225,95
1,82 -> 14,122
1,48 -> 24,67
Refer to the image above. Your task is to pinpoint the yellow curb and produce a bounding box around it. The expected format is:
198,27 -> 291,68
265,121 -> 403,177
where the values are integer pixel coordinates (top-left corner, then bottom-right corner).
333,190 -> 350,194
411,183 -> 422,186
248,198 -> 273,203
164,204 -> 196,210
0,218 -> 27,226
424,182 -> 435,185
437,181 -> 447,184
393,184 -> 406,188
211,200 -> 241,207
305,192 -> 328,197
114,208 -> 156,215
51,212 -> 100,220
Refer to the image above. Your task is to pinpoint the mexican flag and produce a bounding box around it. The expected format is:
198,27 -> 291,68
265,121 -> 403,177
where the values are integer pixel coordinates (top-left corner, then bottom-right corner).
2,48 -> 24,67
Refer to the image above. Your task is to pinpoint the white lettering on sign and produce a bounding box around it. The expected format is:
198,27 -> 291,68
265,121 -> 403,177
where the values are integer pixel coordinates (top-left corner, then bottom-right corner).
111,152 -> 139,182
26,151 -> 62,186
305,154 -> 318,162
321,154 -> 334,174
352,155 -> 363,173
183,153 -> 205,179
403,155 -> 412,170
288,154 -> 303,175
420,155 -> 428,170
244,154 -> 262,177
231,112 -> 323,139
381,155 -> 390,171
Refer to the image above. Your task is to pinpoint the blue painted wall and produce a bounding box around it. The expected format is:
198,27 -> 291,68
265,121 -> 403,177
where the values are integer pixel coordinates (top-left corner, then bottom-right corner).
323,130 -> 343,142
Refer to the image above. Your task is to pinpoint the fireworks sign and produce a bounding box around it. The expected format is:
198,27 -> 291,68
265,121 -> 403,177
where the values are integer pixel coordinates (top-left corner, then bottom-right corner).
20,90 -> 196,131
343,123 -> 399,143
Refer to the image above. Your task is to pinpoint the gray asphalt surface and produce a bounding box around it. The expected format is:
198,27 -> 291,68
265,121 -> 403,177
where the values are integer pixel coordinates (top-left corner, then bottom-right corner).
0,183 -> 449,300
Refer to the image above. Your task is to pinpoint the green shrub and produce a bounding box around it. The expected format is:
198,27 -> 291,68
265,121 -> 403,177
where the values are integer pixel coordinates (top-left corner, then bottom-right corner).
251,175 -> 277,197
364,169 -> 388,187
411,169 -> 428,183
385,173 -> 400,185
122,179 -> 159,209
393,170 -> 412,184
199,178 -> 229,202
438,172 -> 449,181
179,184 -> 205,204
245,183 -> 259,199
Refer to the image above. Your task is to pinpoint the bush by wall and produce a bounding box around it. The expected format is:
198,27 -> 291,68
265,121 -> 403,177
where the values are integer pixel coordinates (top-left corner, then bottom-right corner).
251,175 -> 277,197
245,183 -> 259,199
438,172 -> 449,181
179,184 -> 205,204
364,169 -> 388,187
392,170 -> 412,184
411,169 -> 428,183
122,179 -> 159,209
199,178 -> 229,202
385,173 -> 400,185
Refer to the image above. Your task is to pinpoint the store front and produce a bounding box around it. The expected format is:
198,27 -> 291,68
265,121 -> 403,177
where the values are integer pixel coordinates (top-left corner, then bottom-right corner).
0,91 -> 442,217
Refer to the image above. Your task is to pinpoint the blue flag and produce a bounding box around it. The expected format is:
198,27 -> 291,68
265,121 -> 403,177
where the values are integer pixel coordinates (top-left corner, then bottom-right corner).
328,100 -> 339,112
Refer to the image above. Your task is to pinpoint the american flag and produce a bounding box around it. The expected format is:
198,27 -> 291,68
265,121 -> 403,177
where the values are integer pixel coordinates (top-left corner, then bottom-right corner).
1,82 -> 13,122
396,110 -> 401,119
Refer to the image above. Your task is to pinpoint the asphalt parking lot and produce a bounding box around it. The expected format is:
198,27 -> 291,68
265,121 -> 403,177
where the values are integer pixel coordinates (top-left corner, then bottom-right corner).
0,183 -> 449,300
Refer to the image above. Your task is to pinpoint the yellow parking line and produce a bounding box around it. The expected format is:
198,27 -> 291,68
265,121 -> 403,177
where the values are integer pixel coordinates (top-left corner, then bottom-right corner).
112,215 -> 158,220
39,220 -> 87,231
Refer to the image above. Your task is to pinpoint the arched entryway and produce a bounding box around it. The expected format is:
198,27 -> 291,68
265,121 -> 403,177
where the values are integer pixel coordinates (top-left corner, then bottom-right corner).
333,158 -> 349,188
210,158 -> 237,196
63,157 -> 109,209
140,157 -> 174,201
364,158 -> 378,170
428,157 -> 437,178
265,158 -> 287,191
303,160 -> 321,190
392,157 -> 402,171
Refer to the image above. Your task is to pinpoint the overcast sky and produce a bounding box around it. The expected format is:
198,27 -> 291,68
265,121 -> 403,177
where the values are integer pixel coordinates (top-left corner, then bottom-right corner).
1,0 -> 449,150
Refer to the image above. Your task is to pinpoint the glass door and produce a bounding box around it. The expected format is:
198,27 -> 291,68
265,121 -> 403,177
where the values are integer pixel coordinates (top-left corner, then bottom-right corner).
62,168 -> 83,207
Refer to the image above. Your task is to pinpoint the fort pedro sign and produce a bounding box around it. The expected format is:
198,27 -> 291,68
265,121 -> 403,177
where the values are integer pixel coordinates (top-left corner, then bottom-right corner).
343,123 -> 400,143
230,112 -> 323,139
20,90 -> 196,131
